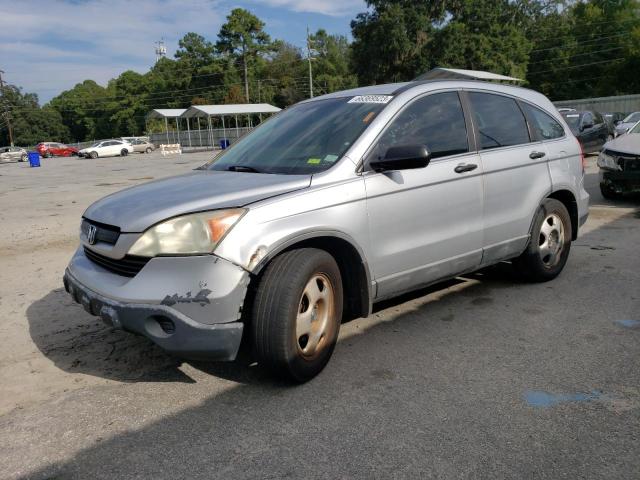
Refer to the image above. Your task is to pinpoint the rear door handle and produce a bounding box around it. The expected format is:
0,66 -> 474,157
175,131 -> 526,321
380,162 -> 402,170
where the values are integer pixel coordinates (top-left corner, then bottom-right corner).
529,151 -> 546,159
454,163 -> 478,174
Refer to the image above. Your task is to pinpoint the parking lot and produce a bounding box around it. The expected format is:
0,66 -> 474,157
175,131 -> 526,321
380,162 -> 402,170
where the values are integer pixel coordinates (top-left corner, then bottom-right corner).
0,151 -> 638,479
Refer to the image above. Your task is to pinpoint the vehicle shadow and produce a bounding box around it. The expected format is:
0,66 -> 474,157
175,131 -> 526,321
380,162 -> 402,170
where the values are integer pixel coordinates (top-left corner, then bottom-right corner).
26,288 -> 194,383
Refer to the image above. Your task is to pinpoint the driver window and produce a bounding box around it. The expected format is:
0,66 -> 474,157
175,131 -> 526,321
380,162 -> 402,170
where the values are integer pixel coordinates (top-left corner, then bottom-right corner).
373,92 -> 469,161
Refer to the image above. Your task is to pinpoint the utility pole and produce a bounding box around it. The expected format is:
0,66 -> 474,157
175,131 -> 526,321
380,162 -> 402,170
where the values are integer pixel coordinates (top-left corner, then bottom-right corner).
306,27 -> 314,99
0,70 -> 14,146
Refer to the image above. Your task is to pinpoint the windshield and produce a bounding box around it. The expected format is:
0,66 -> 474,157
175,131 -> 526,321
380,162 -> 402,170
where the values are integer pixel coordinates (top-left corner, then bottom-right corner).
623,112 -> 640,123
90,142 -> 101,148
208,97 -> 387,175
562,113 -> 581,133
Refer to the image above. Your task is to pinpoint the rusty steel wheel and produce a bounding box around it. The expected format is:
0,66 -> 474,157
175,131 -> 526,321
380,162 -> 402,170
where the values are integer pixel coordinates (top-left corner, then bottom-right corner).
252,248 -> 343,382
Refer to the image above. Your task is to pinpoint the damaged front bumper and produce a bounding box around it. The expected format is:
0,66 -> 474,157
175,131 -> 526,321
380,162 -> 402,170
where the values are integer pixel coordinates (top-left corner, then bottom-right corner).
63,247 -> 250,360
600,169 -> 640,194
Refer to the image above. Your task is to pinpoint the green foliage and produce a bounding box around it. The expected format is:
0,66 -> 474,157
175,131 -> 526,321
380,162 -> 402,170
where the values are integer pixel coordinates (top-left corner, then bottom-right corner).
3,2 -> 639,146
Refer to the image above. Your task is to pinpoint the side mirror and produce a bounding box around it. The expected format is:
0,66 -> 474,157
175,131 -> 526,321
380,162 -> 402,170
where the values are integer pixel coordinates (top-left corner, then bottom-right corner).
369,145 -> 431,172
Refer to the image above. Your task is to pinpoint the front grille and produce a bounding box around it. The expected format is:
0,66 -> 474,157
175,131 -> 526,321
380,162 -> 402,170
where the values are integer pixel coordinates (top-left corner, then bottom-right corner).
84,247 -> 150,277
81,219 -> 120,245
604,150 -> 640,172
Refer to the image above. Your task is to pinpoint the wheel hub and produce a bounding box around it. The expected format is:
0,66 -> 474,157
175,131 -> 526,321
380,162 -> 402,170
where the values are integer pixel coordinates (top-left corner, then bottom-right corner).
296,274 -> 334,358
538,213 -> 565,267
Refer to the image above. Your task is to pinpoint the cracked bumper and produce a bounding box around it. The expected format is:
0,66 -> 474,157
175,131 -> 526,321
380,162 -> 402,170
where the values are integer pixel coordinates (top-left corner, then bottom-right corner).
63,247 -> 250,360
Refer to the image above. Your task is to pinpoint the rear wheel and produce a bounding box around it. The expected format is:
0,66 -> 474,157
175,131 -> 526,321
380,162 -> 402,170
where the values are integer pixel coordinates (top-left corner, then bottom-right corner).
251,248 -> 343,382
120,149 -> 128,156
513,198 -> 572,282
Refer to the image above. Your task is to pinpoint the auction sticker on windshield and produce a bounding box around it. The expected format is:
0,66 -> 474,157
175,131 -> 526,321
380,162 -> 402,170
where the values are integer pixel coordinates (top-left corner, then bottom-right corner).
348,95 -> 393,104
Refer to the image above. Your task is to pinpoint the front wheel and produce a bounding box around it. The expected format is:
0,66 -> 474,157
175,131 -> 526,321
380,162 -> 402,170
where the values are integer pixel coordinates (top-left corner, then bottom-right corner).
513,198 -> 572,282
145,147 -> 153,153
20,154 -> 27,162
600,183 -> 620,200
89,151 -> 98,159
251,248 -> 343,382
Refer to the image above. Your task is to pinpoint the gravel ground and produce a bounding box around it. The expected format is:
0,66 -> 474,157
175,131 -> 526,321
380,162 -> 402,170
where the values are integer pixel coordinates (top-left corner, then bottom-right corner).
0,152 -> 638,479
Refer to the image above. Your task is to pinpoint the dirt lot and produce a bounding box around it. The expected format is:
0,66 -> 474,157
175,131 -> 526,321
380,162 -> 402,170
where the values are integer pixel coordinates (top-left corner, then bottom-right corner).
0,152 -> 638,479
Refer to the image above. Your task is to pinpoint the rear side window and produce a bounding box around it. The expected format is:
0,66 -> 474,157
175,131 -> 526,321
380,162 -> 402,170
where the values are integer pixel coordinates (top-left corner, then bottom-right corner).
376,92 -> 469,160
521,103 -> 564,140
468,92 -> 530,149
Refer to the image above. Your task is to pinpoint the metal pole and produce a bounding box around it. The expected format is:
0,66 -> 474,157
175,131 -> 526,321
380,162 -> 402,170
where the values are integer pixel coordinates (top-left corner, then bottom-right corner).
197,117 -> 203,147
186,117 -> 192,148
165,117 -> 169,144
235,115 -> 239,142
222,116 -> 226,147
175,117 -> 180,145
307,26 -> 313,99
208,115 -> 213,150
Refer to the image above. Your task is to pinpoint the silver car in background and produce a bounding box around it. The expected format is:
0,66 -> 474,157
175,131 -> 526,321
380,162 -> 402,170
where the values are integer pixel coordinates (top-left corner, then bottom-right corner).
615,112 -> 640,136
64,79 -> 589,382
0,146 -> 27,162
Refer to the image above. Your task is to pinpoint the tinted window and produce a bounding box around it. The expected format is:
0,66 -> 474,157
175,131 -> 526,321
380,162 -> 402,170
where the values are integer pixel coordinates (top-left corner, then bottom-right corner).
469,92 -> 530,149
593,112 -> 603,124
521,103 -> 564,140
375,92 -> 468,160
582,112 -> 594,125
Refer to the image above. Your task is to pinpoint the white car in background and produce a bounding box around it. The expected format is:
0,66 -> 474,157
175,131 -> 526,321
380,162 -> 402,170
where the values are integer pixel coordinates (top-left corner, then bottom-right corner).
79,139 -> 133,159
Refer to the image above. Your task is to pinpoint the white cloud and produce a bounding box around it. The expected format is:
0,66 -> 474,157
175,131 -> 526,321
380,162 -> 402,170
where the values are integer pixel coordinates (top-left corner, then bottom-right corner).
0,0 -> 226,102
247,0 -> 365,17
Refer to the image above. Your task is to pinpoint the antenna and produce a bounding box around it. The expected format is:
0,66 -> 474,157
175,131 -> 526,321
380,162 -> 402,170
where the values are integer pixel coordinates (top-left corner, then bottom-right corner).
155,38 -> 167,63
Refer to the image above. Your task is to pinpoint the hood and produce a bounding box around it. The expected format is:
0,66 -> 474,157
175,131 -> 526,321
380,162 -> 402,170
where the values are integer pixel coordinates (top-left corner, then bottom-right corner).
616,122 -> 635,132
604,133 -> 640,156
84,170 -> 311,232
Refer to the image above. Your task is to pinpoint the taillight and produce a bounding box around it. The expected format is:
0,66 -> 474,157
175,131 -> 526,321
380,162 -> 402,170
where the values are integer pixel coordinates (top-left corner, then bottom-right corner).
579,140 -> 586,175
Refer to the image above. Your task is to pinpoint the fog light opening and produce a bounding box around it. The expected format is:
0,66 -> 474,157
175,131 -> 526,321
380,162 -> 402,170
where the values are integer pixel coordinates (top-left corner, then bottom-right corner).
145,316 -> 176,337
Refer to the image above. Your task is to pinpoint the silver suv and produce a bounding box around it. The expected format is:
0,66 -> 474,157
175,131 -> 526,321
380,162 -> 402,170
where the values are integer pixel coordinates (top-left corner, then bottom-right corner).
64,80 -> 589,382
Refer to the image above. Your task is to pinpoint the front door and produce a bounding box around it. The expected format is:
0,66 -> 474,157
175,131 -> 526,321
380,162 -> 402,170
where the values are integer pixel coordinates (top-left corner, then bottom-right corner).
364,91 -> 484,300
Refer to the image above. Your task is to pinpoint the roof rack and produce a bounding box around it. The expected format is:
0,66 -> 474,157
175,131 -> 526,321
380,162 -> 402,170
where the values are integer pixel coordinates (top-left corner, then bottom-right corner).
414,68 -> 523,83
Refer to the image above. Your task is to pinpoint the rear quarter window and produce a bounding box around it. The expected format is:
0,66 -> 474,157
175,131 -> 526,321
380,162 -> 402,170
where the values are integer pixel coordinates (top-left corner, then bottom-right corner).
521,103 -> 565,140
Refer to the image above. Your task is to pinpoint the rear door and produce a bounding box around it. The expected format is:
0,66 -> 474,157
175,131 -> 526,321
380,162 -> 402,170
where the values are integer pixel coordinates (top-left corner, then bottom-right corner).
364,90 -> 484,299
465,90 -> 552,264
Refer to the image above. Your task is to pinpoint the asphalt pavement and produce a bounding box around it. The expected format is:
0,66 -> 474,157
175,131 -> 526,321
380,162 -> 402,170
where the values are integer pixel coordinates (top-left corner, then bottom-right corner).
0,153 -> 638,479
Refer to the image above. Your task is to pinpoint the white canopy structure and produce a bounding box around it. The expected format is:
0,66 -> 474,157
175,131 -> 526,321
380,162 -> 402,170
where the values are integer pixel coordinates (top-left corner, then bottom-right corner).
415,68 -> 523,83
180,103 -> 281,149
146,109 -> 187,144
181,103 -> 281,118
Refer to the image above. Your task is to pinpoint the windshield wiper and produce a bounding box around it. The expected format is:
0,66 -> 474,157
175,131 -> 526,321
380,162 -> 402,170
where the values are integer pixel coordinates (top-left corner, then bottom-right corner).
227,165 -> 264,173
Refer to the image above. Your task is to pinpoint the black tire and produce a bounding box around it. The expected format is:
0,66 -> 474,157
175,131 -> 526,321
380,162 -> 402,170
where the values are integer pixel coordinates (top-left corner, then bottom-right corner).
44,151 -> 51,158
89,151 -> 98,159
145,147 -> 153,153
120,149 -> 128,156
20,154 -> 27,162
251,248 -> 343,382
600,183 -> 620,200
513,198 -> 572,282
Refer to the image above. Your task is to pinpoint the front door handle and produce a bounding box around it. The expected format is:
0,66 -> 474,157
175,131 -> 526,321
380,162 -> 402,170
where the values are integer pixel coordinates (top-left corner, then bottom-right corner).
454,163 -> 478,174
529,151 -> 546,159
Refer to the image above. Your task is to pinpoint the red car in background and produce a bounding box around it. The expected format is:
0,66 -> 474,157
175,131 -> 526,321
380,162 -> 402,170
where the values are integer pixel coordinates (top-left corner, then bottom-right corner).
36,142 -> 79,157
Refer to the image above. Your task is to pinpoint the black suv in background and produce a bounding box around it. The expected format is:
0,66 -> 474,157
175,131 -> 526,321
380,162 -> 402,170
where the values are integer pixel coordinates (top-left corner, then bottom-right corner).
561,110 -> 611,153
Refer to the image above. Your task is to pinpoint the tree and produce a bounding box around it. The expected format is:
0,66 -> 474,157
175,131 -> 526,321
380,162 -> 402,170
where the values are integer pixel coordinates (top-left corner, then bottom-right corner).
309,29 -> 357,94
0,84 -> 69,146
175,32 -> 216,70
216,8 -> 272,102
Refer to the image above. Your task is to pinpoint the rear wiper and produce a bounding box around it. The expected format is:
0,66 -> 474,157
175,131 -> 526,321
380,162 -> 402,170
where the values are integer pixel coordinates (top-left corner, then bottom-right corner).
227,165 -> 264,173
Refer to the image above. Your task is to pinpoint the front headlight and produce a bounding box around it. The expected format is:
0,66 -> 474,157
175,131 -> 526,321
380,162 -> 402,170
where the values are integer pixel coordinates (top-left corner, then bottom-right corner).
597,152 -> 621,171
128,209 -> 245,257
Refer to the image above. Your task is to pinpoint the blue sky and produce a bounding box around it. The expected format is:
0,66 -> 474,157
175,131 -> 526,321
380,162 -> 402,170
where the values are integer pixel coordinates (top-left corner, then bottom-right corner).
0,0 -> 367,103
